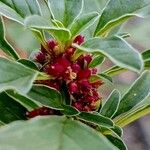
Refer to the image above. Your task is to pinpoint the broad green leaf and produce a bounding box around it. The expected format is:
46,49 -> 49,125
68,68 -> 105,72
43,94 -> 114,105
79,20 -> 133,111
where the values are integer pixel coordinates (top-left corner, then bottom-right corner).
61,105 -> 80,116
114,104 -> 150,127
114,71 -> 150,117
0,17 -> 19,60
100,90 -> 121,118
24,15 -> 71,42
6,90 -> 40,111
103,50 -> 150,77
27,85 -> 63,110
89,54 -> 104,68
78,112 -> 114,128
74,36 -> 143,73
37,0 -> 52,20
48,0 -> 83,27
82,0 -> 107,14
94,0 -> 150,36
0,92 -> 26,124
0,0 -> 40,24
18,59 -> 38,70
0,57 -> 38,94
0,116 -> 118,150
70,12 -> 99,38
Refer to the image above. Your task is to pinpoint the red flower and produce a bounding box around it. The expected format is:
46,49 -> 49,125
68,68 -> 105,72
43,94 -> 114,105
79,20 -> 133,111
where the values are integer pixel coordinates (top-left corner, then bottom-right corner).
26,107 -> 55,118
35,51 -> 46,64
69,82 -> 78,94
33,35 -> 103,113
78,69 -> 91,80
48,40 -> 57,50
74,35 -> 85,45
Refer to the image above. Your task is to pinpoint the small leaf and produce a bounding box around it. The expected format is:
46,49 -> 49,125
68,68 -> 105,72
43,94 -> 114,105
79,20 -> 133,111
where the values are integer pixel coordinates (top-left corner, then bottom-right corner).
115,104 -> 150,127
74,36 -> 143,73
101,127 -> 127,150
0,92 -> 27,124
112,125 -> 123,137
106,135 -> 127,150
70,12 -> 99,38
89,75 -> 101,83
6,90 -> 40,111
18,59 -> 38,70
0,17 -> 19,60
89,54 -> 104,68
24,15 -> 71,42
0,0 -> 40,24
114,71 -> 150,117
94,0 -> 150,36
78,112 -> 114,128
27,85 -> 63,110
0,116 -> 118,150
100,90 -> 121,118
48,0 -> 84,27
142,49 -> 150,69
0,57 -> 38,94
98,73 -> 113,83
103,66 -> 127,77
61,105 -> 80,116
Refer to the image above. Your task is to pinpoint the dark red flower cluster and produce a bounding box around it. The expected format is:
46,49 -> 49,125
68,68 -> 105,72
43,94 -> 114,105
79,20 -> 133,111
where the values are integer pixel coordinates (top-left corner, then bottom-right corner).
33,35 -> 103,112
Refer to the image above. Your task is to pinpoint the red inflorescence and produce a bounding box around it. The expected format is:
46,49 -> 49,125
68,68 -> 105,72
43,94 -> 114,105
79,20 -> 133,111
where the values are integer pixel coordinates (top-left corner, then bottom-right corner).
29,35 -> 103,117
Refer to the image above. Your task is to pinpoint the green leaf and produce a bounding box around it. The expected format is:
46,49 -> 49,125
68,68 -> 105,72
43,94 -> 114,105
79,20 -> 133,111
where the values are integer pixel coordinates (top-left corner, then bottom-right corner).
61,105 -> 80,116
100,90 -> 121,118
0,92 -> 26,124
89,75 -> 101,83
89,54 -> 104,68
0,17 -> 19,60
6,90 -> 40,111
48,0 -> 83,27
103,50 -> 150,77
101,127 -> 126,150
94,0 -> 150,36
103,66 -> 127,77
106,134 -> 127,150
70,12 -> 99,38
142,49 -> 150,69
114,71 -> 150,117
27,85 -> 63,110
0,116 -> 118,150
0,0 -> 40,24
37,0 -> 52,20
112,125 -> 123,137
0,57 -> 38,94
18,59 -> 38,70
24,15 -> 71,42
74,36 -> 143,73
98,73 -> 113,83
115,104 -> 150,127
78,112 -> 114,128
